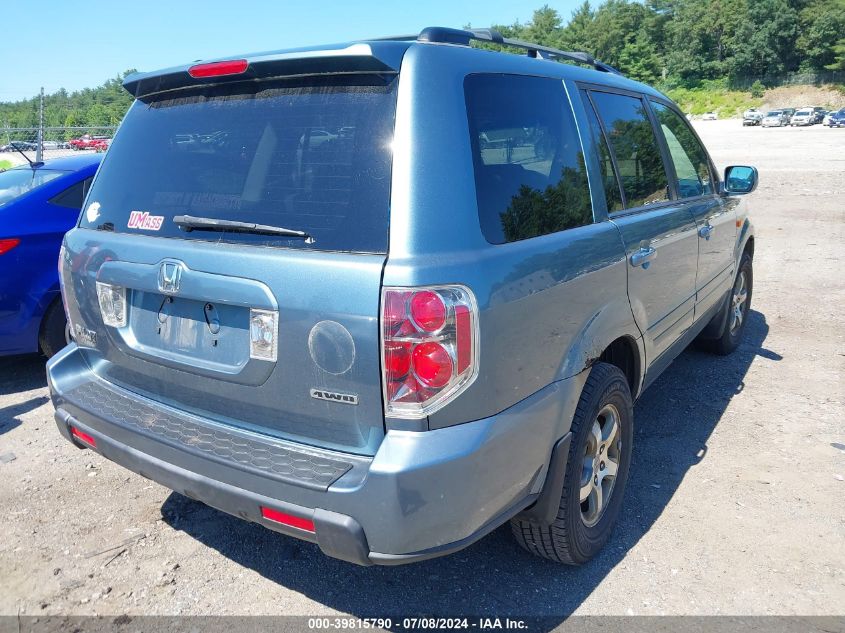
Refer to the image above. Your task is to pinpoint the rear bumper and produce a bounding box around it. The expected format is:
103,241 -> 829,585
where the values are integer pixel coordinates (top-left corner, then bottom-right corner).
47,344 -> 585,565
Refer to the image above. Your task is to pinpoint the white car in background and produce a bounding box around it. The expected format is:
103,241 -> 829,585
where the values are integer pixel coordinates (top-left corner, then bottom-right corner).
702,111 -> 718,120
790,109 -> 815,126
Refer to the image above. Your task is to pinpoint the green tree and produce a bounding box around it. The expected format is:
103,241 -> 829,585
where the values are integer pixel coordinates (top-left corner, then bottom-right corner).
559,1 -> 594,51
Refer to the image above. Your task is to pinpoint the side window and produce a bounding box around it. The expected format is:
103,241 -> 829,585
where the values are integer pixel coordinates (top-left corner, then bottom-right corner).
581,91 -> 624,212
49,177 -> 93,210
650,101 -> 714,198
465,74 -> 593,244
589,91 -> 670,209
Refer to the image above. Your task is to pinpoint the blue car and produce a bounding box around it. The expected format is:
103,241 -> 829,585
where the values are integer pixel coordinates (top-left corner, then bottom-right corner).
829,108 -> 845,128
0,154 -> 101,357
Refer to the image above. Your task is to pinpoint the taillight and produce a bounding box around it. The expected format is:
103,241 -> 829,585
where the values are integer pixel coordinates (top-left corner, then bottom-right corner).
382,285 -> 478,418
249,309 -> 278,362
96,282 -> 127,328
58,245 -> 71,325
0,238 -> 20,255
188,59 -> 248,78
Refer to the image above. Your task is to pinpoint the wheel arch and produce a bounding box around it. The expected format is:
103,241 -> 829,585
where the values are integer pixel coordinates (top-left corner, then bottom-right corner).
597,336 -> 642,399
556,303 -> 645,400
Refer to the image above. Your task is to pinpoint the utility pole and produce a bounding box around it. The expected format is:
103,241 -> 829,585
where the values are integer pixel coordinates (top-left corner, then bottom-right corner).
36,86 -> 44,163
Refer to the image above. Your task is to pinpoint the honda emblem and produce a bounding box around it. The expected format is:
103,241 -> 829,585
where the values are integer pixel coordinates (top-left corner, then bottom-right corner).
158,261 -> 183,295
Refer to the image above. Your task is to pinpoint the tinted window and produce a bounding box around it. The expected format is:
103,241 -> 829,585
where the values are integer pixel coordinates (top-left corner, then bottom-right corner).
49,176 -> 93,210
80,77 -> 397,253
582,92 -> 624,213
0,168 -> 64,206
590,91 -> 669,209
651,102 -> 714,198
465,75 -> 593,244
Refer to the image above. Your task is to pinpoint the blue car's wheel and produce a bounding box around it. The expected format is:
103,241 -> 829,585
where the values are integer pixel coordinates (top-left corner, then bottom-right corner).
39,299 -> 68,358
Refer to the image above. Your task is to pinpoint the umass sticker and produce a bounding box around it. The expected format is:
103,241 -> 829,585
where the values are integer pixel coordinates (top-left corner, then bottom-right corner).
127,210 -> 164,231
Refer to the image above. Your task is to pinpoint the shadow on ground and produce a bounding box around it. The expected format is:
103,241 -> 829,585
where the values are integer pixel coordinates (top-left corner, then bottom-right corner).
0,353 -> 49,436
160,310 -> 775,618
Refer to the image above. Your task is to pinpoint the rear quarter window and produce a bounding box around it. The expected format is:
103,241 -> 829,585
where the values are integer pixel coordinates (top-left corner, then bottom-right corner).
464,74 -> 593,244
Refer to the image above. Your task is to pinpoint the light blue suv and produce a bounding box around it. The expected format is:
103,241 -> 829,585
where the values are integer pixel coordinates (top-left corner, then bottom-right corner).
47,27 -> 758,566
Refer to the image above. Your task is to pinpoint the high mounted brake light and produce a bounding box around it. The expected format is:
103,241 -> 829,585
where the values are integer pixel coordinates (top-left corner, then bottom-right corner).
382,285 -> 478,418
188,59 -> 249,78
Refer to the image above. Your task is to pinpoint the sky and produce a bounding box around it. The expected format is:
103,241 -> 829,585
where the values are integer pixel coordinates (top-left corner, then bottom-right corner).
0,0 -> 583,103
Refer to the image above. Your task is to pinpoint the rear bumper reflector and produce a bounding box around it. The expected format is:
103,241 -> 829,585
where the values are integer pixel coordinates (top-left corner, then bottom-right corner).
70,426 -> 97,448
260,506 -> 315,532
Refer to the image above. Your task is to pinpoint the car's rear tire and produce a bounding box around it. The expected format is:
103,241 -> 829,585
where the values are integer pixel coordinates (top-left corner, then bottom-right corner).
510,362 -> 633,564
39,299 -> 69,359
701,252 -> 753,356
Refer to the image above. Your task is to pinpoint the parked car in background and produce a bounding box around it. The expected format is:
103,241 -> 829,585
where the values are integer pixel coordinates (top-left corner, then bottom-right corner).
1,141 -> 38,153
742,108 -> 763,126
48,27 -> 758,567
40,140 -> 71,151
702,111 -> 718,120
828,108 -> 845,128
0,154 -> 101,357
69,135 -> 112,151
790,108 -> 815,126
781,107 -> 796,121
762,110 -> 789,127
811,107 -> 826,124
822,111 -> 834,126
90,138 -> 111,152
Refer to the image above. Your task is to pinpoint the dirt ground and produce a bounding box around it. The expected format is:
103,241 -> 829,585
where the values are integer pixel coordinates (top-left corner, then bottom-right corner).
761,85 -> 845,111
0,120 -> 843,620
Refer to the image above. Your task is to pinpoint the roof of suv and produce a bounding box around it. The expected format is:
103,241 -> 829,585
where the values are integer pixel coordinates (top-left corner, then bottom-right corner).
123,27 -> 665,102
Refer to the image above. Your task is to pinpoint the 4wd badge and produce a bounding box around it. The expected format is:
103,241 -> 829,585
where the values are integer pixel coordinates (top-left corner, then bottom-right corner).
310,389 -> 358,405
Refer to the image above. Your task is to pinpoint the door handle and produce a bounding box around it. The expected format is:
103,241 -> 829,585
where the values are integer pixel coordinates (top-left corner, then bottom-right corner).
630,246 -> 657,268
698,224 -> 714,240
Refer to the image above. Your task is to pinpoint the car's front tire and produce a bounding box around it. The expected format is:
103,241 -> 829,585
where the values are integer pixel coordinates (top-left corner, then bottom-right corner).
510,362 -> 633,564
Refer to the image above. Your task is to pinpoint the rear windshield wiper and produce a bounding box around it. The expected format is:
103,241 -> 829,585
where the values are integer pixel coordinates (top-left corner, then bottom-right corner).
173,215 -> 315,243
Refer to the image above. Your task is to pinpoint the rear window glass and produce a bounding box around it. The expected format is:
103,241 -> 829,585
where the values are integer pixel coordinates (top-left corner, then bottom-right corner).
465,74 -> 593,244
80,77 -> 397,252
0,169 -> 64,206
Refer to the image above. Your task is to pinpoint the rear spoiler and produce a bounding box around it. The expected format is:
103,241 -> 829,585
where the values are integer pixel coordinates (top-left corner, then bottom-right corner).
122,42 -> 407,98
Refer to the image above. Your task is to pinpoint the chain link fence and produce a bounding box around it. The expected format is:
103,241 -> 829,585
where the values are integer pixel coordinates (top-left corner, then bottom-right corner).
0,126 -> 117,168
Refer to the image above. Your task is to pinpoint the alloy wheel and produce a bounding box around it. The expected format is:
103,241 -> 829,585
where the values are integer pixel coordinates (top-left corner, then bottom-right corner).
580,403 -> 622,527
730,270 -> 749,334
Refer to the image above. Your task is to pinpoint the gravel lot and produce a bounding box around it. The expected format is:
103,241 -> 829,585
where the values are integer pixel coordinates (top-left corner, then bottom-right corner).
1,120 -> 843,619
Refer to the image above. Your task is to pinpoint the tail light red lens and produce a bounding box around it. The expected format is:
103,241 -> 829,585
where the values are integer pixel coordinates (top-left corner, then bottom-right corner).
188,59 -> 248,78
0,238 -> 20,255
410,291 -> 447,332
412,342 -> 453,388
260,507 -> 315,532
382,285 -> 478,418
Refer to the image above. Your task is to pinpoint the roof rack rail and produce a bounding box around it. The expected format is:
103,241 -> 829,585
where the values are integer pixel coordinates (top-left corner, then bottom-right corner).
412,26 -> 623,76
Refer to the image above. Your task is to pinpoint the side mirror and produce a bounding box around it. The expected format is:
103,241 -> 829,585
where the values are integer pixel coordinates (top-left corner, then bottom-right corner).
723,165 -> 758,195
